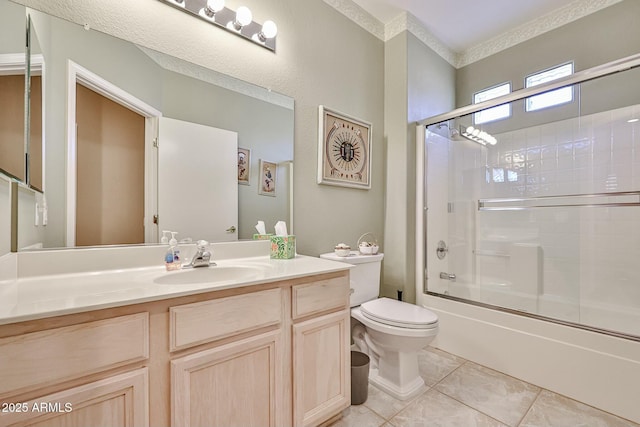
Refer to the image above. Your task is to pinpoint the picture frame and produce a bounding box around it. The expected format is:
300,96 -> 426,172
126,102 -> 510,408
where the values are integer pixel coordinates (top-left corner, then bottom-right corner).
258,159 -> 277,196
317,105 -> 372,189
237,147 -> 251,185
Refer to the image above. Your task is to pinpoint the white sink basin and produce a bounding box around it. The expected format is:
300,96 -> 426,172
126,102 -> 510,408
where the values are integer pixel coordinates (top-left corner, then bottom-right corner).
153,265 -> 264,285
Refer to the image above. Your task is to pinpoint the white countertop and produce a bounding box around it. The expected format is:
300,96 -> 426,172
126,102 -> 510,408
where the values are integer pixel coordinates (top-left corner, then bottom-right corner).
0,254 -> 351,326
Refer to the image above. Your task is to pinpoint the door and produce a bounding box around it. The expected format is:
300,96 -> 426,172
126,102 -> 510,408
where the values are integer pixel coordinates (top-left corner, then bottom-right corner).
158,117 -> 238,243
292,310 -> 350,427
171,330 -> 284,427
0,368 -> 149,427
75,84 -> 146,246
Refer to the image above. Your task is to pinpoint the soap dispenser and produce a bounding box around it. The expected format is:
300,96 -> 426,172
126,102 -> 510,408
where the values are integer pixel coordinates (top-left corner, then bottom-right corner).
170,232 -> 181,267
165,244 -> 177,271
161,230 -> 171,244
165,232 -> 181,271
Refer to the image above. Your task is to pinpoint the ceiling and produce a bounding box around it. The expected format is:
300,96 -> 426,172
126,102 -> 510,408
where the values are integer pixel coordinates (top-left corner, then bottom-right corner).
351,0 -> 579,52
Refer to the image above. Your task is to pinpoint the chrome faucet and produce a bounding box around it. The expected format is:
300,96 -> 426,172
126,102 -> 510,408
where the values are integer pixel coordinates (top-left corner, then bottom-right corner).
184,240 -> 215,268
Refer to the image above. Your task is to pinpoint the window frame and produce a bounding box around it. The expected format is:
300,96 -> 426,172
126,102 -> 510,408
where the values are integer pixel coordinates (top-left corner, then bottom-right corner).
524,61 -> 575,112
472,82 -> 512,125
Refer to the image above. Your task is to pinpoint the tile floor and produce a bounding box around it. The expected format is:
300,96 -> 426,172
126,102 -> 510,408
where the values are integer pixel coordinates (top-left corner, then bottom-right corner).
330,346 -> 639,427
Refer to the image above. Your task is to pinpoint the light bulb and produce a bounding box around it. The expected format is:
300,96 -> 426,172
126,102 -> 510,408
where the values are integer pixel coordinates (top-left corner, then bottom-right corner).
261,20 -> 278,39
207,0 -> 225,12
465,126 -> 474,135
201,0 -> 225,18
472,128 -> 480,137
236,6 -> 253,26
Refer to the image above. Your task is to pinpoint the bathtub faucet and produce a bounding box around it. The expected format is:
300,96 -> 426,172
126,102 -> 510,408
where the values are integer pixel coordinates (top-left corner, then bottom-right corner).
439,272 -> 456,282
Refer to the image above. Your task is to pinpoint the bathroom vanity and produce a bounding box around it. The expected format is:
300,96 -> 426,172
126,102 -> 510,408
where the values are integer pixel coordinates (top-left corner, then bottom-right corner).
0,243 -> 352,427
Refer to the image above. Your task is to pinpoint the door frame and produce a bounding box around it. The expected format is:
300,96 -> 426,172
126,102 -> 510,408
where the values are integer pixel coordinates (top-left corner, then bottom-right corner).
66,60 -> 162,246
0,53 -> 44,187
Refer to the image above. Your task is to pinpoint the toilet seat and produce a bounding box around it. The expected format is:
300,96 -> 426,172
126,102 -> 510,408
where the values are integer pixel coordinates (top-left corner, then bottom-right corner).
360,298 -> 438,329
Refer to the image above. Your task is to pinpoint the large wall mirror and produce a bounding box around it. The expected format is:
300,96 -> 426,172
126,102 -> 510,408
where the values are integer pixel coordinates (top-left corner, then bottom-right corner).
3,0 -> 294,251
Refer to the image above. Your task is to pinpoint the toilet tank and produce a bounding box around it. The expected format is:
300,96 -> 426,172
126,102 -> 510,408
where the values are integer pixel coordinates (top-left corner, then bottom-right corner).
319,252 -> 384,307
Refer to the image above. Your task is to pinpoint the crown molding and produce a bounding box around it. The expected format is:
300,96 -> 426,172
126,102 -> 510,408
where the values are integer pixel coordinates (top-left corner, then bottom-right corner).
401,12 -> 457,67
456,0 -> 624,68
323,0 -> 385,40
326,0 -> 623,69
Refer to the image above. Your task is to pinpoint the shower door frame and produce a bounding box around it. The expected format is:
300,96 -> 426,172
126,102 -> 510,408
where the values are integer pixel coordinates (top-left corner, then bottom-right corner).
415,52 -> 640,342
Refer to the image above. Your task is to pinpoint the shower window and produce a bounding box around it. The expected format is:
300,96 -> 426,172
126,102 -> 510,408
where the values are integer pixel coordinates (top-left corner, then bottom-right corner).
422,60 -> 640,339
525,62 -> 574,111
473,82 -> 511,124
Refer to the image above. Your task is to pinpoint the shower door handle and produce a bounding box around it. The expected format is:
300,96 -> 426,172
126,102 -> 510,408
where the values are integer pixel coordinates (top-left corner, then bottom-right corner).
439,272 -> 456,282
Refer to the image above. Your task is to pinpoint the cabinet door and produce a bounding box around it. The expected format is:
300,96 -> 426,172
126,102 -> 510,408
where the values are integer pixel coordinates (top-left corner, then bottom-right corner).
171,329 -> 284,427
0,368 -> 148,427
293,310 -> 350,427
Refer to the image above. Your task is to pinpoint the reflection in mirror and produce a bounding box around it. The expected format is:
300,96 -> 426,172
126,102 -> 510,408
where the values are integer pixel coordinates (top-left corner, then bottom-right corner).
26,13 -> 44,192
14,3 -> 294,250
0,175 -> 13,257
0,0 -> 28,183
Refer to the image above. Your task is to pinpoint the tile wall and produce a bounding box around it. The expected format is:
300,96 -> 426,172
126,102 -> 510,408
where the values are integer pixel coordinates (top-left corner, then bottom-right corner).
427,104 -> 640,337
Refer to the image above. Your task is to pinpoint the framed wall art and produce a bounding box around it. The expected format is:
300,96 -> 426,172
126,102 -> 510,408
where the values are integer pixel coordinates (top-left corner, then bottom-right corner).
317,105 -> 372,189
237,147 -> 251,185
258,159 -> 276,196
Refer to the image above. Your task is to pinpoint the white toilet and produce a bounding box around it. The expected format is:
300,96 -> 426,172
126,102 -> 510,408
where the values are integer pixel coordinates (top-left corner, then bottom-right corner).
320,252 -> 439,401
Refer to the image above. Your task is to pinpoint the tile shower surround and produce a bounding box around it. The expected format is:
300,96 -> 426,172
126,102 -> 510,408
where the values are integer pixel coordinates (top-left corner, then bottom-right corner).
330,346 -> 639,427
433,104 -> 640,336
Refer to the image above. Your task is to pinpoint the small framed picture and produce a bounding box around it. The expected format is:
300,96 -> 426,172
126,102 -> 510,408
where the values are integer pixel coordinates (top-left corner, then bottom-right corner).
258,159 -> 277,197
237,148 -> 250,185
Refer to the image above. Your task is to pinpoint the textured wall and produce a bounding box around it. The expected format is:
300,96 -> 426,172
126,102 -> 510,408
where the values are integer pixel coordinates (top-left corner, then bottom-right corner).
12,0 -> 385,256
382,31 -> 455,302
455,0 -> 640,108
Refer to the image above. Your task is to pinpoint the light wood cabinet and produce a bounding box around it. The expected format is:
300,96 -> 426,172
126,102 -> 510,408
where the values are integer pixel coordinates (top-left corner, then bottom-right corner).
293,310 -> 351,427
0,313 -> 149,397
0,270 -> 350,427
0,368 -> 149,427
171,330 -> 284,427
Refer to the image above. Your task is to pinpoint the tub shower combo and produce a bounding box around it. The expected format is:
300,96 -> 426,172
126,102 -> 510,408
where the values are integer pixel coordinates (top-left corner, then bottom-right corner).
417,54 -> 640,341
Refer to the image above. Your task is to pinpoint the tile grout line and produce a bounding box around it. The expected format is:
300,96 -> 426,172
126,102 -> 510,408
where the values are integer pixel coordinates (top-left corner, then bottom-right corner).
429,357 -> 535,427
515,387 -> 543,427
349,346 -> 640,427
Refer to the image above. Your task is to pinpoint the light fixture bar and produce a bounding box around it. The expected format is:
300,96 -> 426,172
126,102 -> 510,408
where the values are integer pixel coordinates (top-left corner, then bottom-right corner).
158,0 -> 277,52
460,126 -> 497,146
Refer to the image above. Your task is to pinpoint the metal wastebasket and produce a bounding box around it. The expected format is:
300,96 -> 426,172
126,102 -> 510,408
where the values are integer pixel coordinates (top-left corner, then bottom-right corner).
350,351 -> 370,405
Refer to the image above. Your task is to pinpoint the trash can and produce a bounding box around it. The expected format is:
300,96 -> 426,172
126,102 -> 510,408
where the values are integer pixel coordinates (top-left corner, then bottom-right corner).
351,350 -> 370,405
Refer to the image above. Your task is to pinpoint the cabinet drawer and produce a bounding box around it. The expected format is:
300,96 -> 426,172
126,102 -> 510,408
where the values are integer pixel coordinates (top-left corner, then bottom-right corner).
0,313 -> 149,396
292,276 -> 349,320
170,288 -> 282,351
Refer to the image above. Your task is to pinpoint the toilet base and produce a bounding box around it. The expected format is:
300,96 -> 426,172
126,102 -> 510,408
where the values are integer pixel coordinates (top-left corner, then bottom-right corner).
368,367 -> 426,401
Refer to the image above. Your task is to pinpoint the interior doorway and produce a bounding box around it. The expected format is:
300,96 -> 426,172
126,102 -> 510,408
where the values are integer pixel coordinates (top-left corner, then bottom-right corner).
75,84 -> 145,246
66,61 -> 161,247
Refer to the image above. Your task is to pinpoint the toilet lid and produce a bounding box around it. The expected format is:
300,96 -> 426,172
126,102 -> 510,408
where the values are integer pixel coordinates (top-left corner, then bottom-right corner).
360,298 -> 438,329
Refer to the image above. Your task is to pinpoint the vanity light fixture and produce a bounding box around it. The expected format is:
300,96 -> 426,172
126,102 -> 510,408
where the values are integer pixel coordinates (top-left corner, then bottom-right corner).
201,0 -> 225,19
255,20 -> 278,43
461,126 -> 497,146
159,0 -> 277,52
230,6 -> 252,31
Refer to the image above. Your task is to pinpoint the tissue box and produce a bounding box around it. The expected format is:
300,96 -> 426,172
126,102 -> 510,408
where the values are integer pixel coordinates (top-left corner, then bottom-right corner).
270,235 -> 296,259
253,233 -> 273,240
